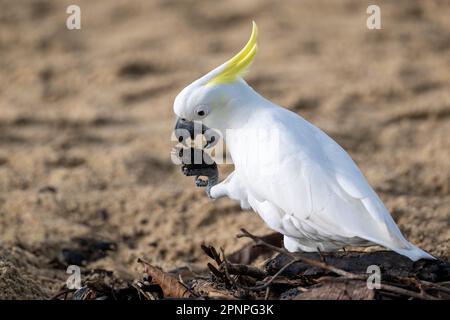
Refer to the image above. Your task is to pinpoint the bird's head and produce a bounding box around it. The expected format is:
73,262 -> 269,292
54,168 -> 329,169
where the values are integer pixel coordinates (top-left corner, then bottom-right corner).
174,22 -> 258,139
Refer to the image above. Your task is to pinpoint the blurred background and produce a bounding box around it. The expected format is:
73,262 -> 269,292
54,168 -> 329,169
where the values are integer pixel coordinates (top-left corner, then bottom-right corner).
0,0 -> 449,299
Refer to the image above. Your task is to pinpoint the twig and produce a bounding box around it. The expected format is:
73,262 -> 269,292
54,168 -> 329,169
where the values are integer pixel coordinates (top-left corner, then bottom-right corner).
207,263 -> 224,279
220,246 -> 301,291
50,288 -> 75,300
238,228 -> 363,279
318,276 -> 439,300
418,280 -> 450,296
240,258 -> 302,291
264,287 -> 270,300
190,279 -> 237,299
379,283 -> 439,300
201,244 -> 222,266
220,262 -> 268,279
131,281 -> 156,300
219,247 -> 238,287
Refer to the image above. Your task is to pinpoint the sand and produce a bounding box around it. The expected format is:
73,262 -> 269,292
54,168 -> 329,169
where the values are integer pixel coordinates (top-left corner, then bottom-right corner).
0,0 -> 449,299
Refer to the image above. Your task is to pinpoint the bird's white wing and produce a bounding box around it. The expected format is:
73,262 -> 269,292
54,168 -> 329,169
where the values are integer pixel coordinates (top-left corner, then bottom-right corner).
310,126 -> 408,244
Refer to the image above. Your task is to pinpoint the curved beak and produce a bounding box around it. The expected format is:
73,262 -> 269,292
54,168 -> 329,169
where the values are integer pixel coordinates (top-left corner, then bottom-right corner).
174,117 -> 198,141
174,117 -> 219,148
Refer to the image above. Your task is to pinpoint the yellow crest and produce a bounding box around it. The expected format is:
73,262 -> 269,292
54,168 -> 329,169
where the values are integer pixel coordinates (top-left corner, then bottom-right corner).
208,21 -> 258,85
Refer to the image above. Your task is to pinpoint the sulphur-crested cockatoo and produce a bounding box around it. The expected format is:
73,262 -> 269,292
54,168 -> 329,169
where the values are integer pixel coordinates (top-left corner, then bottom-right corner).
173,22 -> 434,261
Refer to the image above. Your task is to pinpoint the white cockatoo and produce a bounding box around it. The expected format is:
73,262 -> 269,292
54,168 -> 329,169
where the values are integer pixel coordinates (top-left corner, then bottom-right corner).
173,22 -> 434,261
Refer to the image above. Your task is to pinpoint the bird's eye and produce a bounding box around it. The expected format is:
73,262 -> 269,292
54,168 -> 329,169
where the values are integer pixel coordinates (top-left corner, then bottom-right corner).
194,105 -> 209,118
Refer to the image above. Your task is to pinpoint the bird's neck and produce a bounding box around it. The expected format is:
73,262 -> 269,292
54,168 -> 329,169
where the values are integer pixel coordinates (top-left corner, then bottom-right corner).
204,80 -> 273,135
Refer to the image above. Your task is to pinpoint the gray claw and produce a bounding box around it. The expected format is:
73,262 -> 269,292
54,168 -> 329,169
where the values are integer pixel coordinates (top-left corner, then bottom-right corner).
195,177 -> 208,187
182,166 -> 204,177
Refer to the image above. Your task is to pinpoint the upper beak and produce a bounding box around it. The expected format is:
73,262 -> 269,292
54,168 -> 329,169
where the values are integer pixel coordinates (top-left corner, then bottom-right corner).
174,117 -> 198,141
174,117 -> 219,148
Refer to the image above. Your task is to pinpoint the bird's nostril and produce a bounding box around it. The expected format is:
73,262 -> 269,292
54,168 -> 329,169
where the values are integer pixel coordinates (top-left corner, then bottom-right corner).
179,148 -> 184,158
181,118 -> 186,122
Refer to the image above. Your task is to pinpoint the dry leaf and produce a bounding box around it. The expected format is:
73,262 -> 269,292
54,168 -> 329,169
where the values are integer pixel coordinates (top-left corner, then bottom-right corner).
139,259 -> 193,298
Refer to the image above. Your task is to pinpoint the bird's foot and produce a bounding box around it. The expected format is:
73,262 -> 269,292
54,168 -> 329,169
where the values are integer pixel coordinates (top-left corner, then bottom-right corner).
317,247 -> 326,263
181,163 -> 218,199
181,165 -> 207,177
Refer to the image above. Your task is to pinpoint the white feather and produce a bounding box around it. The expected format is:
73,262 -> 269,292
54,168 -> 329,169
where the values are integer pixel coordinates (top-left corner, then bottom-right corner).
208,89 -> 434,261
